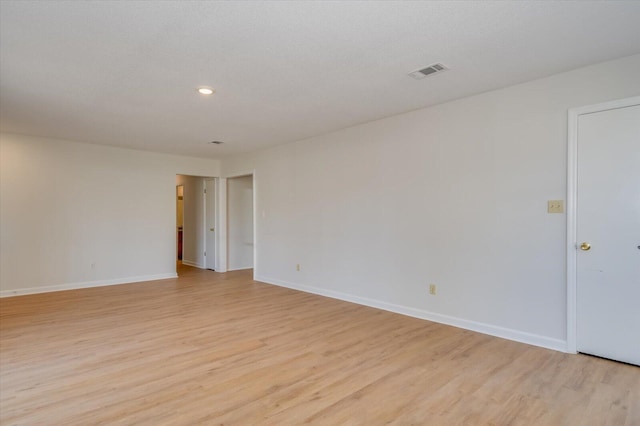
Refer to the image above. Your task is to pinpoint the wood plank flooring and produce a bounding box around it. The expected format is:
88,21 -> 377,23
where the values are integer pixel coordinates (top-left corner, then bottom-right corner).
1,265 -> 638,425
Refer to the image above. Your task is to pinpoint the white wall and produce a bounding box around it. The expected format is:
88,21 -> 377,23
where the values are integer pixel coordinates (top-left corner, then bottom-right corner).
0,134 -> 220,296
175,175 -> 206,268
227,175 -> 254,270
222,54 -> 640,350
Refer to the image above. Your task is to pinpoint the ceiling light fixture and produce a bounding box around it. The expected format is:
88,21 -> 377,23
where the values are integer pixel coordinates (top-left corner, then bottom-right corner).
197,87 -> 214,95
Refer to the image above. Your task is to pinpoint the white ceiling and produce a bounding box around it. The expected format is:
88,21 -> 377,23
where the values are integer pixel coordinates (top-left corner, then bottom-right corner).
2,1 -> 640,158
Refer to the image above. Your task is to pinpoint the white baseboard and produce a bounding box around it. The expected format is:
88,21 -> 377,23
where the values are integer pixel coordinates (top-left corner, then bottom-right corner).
181,260 -> 205,269
255,275 -> 567,353
0,273 -> 178,298
227,266 -> 253,272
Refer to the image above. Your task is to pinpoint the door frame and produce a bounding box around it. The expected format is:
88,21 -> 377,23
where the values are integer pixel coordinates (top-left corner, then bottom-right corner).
566,95 -> 640,353
176,184 -> 184,262
204,178 -> 217,270
220,171 -> 256,277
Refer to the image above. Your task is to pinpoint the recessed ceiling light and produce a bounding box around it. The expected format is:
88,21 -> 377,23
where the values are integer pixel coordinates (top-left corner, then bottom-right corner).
197,87 -> 214,95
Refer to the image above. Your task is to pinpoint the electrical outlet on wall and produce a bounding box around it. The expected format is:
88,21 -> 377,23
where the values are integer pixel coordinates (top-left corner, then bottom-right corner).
547,200 -> 564,213
429,284 -> 437,295
296,264 -> 300,271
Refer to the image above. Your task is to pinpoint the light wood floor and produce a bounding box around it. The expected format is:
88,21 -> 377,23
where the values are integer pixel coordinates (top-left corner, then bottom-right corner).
1,265 -> 638,425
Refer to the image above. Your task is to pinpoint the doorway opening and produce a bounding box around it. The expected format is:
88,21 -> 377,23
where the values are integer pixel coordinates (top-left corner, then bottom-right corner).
176,185 -> 184,262
175,175 -> 217,275
226,174 -> 255,272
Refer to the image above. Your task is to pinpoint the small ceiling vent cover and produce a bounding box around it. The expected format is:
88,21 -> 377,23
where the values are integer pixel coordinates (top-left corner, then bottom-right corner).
208,141 -> 224,145
408,63 -> 448,80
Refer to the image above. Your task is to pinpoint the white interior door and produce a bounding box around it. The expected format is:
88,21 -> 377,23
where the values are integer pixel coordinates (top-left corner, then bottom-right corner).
576,103 -> 640,365
205,179 -> 216,270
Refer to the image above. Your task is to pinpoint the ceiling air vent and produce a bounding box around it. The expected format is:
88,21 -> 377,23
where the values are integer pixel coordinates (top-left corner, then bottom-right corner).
408,63 -> 448,80
208,141 -> 224,145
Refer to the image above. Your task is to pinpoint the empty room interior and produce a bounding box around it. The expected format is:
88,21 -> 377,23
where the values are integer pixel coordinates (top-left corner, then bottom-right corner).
1,1 -> 639,424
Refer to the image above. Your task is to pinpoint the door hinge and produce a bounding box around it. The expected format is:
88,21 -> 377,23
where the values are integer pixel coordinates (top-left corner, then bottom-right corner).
204,189 -> 207,194
204,251 -> 206,257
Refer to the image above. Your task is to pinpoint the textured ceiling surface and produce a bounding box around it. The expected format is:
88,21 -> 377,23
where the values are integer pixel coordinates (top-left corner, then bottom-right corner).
1,1 -> 640,158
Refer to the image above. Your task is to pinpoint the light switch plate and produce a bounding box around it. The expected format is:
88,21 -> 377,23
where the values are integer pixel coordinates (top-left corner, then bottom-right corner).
547,200 -> 564,213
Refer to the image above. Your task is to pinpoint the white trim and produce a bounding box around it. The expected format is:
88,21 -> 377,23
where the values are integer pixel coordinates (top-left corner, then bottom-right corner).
223,171 -> 257,277
182,260 -> 205,269
569,96 -> 640,117
202,179 -> 208,269
225,170 -> 255,179
214,178 -> 220,271
256,275 -> 566,352
566,95 -> 640,354
0,273 -> 178,298
176,184 -> 184,272
217,178 -> 228,272
228,267 -> 253,272
204,178 -> 217,271
252,172 -> 257,279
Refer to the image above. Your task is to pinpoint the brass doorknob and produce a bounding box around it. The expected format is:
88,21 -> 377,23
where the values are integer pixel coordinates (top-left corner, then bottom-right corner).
580,242 -> 591,251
